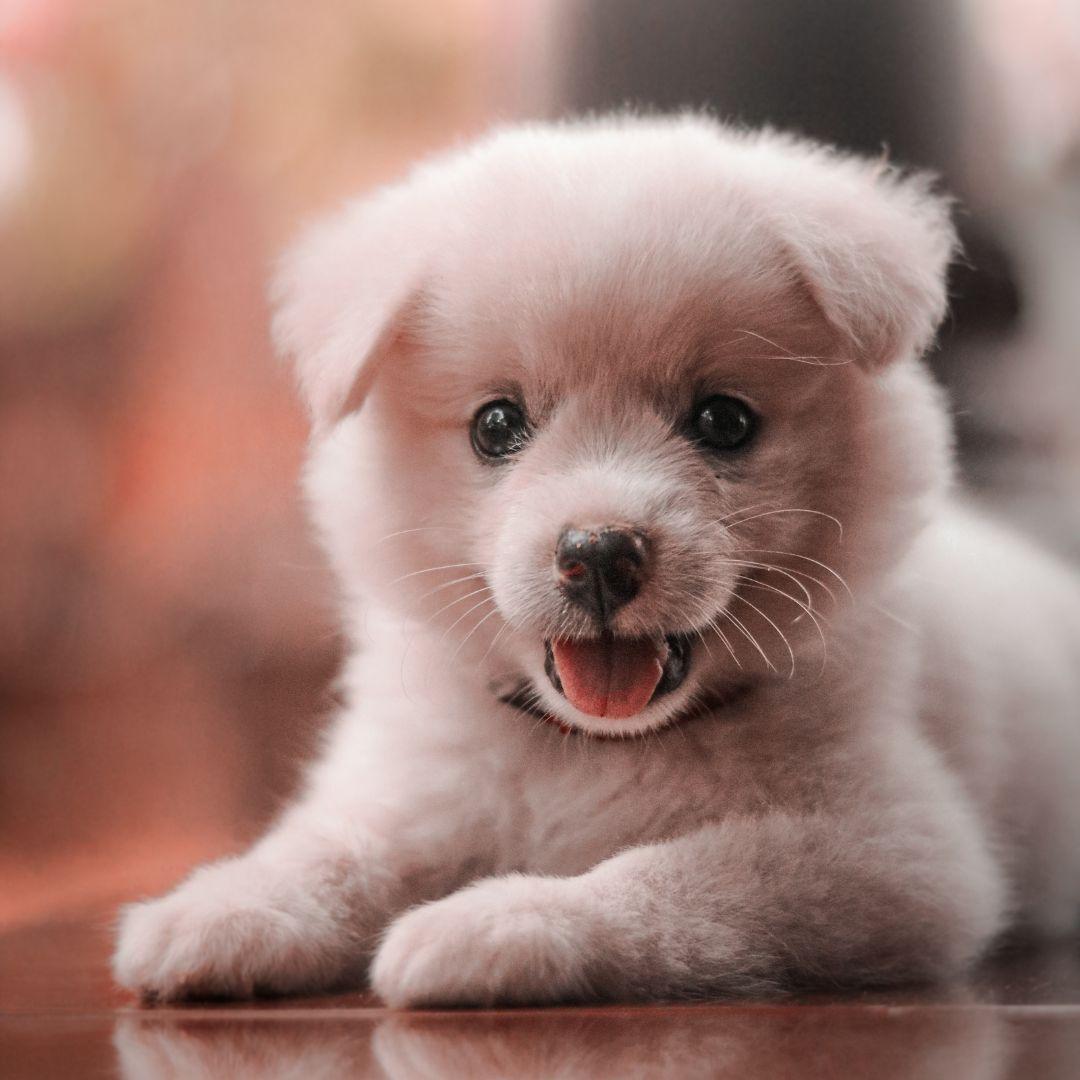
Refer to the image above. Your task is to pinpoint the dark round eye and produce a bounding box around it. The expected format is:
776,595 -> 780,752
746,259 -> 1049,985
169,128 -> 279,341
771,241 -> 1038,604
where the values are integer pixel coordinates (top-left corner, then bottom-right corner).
689,395 -> 758,451
471,400 -> 530,459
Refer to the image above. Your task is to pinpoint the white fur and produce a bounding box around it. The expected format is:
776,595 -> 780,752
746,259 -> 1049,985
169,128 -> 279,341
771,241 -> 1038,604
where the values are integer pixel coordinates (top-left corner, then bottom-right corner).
114,116 -> 1080,1006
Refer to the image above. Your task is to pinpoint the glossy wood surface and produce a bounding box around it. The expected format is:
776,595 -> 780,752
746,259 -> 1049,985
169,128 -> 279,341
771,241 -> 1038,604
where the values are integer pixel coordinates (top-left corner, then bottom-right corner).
2,913 -> 1079,1078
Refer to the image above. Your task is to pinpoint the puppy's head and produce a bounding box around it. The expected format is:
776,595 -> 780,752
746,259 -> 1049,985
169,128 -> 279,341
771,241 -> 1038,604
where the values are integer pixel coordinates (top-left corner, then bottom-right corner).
274,116 -> 955,736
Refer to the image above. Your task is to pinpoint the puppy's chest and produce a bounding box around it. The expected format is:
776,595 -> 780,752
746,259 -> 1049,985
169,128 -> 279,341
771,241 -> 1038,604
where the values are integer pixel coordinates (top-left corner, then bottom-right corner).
506,732 -> 759,876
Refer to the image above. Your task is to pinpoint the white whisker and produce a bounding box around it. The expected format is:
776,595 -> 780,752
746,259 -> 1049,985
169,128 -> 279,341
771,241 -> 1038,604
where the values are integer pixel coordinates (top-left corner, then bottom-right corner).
871,601 -> 918,634
720,507 -> 844,540
731,591 -> 796,678
726,328 -> 855,366
426,584 -> 494,625
726,558 -> 839,609
700,610 -> 743,669
723,557 -> 842,612
440,594 -> 497,647
451,603 -> 502,662
741,580 -> 829,675
479,619 -> 511,667
713,501 -> 772,527
373,524 -> 467,546
723,608 -> 777,673
385,561 -> 483,589
732,548 -> 853,600
415,571 -> 487,603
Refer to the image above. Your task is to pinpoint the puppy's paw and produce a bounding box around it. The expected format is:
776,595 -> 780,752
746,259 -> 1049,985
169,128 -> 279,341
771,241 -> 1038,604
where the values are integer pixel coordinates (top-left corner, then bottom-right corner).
113,859 -> 349,1001
371,875 -> 606,1008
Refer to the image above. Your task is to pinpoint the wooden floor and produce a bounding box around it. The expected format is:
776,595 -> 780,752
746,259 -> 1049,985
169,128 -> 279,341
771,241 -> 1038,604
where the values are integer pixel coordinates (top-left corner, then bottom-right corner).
2,913 -> 1079,1078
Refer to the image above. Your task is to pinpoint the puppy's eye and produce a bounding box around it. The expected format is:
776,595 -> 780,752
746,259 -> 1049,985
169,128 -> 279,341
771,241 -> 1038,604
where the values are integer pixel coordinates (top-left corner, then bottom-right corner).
471,400 -> 530,459
689,395 -> 758,451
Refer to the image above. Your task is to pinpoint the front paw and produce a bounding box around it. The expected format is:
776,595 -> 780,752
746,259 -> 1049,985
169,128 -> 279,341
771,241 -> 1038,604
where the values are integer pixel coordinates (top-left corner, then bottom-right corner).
113,859 -> 350,1001
371,875 -> 606,1008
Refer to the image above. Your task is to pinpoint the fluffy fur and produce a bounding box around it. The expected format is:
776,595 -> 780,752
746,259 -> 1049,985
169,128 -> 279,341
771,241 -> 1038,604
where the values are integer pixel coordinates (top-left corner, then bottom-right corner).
113,115 -> 1080,1006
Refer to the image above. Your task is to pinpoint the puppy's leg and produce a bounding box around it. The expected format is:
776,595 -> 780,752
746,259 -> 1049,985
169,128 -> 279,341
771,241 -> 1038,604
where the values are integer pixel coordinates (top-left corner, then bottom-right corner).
114,743 -> 497,1001
372,798 -> 1006,1006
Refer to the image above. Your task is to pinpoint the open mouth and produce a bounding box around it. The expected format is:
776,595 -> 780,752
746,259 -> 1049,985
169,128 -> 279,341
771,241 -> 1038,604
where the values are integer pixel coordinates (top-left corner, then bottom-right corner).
543,633 -> 691,719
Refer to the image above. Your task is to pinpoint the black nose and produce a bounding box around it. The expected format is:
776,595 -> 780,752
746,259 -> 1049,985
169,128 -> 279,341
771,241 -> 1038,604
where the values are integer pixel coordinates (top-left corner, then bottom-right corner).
555,526 -> 650,624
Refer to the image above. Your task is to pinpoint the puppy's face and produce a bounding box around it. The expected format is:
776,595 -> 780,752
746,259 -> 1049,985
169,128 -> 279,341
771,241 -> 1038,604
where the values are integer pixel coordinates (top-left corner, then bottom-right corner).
277,119 -> 954,736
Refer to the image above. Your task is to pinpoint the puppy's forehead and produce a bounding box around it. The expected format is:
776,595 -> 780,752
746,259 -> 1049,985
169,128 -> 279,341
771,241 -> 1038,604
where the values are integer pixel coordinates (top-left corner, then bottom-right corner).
437,165 -> 787,333
410,141 -> 841,413
419,243 -> 831,415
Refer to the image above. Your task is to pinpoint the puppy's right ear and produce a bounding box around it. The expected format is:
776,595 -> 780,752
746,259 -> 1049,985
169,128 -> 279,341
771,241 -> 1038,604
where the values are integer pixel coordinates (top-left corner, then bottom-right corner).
270,183 -> 432,435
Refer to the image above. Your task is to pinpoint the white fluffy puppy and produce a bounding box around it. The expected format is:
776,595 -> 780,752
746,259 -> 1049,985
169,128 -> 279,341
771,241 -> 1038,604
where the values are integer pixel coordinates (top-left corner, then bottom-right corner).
114,115 -> 1080,1006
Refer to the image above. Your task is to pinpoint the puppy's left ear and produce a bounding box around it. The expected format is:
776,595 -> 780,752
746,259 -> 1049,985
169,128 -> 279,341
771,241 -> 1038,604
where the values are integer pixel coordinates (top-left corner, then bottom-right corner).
270,182 -> 432,434
769,147 -> 957,369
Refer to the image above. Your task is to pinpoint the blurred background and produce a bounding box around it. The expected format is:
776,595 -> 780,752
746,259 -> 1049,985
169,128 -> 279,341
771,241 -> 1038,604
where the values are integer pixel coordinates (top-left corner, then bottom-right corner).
1,0 -> 1078,929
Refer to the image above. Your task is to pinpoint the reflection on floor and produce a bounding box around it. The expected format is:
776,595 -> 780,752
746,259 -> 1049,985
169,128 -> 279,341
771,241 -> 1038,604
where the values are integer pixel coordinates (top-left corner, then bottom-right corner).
2,914 -> 1079,1078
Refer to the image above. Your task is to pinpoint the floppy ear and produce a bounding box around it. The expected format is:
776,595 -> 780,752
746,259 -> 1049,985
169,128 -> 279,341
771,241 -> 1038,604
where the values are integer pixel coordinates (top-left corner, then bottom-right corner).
760,142 -> 957,369
270,182 -> 433,434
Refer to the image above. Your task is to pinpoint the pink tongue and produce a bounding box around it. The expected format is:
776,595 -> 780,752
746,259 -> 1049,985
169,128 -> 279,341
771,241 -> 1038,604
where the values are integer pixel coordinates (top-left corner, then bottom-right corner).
551,637 -> 665,719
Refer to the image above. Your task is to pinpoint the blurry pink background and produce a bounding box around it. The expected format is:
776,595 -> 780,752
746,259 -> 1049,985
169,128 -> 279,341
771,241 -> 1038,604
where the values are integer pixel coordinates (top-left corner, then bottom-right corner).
1,0 -> 1077,928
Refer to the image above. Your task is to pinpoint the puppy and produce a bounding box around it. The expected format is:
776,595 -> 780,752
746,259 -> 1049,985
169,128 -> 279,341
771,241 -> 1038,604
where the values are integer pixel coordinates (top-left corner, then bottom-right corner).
113,115 -> 1080,1006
